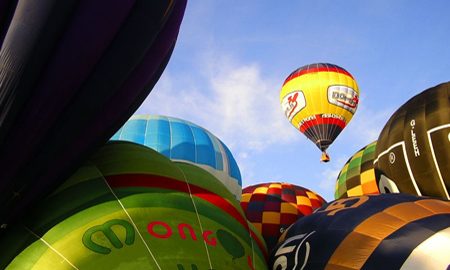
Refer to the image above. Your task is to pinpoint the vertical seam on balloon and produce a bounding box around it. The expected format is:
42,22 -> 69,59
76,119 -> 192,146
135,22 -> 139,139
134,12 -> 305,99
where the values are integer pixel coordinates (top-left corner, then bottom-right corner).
427,124 -> 450,199
186,123 -> 198,163
329,68 -> 344,150
373,141 -> 422,195
250,232 -> 255,270
102,179 -> 162,270
25,227 -> 80,270
321,63 -> 330,150
326,65 -> 335,150
176,166 -> 214,269
216,138 -> 230,179
310,63 -> 322,150
143,116 -> 149,148
205,129 -> 221,172
168,116 -> 173,159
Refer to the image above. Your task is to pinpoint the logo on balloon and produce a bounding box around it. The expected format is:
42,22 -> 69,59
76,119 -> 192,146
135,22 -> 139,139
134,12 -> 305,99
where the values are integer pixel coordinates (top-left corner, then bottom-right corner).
318,196 -> 369,216
272,231 -> 315,270
82,219 -> 135,254
389,152 -> 396,164
327,85 -> 359,113
281,91 -> 306,121
83,219 -> 251,267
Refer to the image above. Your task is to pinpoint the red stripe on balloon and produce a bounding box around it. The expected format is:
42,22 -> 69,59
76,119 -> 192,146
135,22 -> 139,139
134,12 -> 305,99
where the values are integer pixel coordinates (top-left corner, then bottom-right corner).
106,173 -> 268,259
299,114 -> 346,133
283,66 -> 353,86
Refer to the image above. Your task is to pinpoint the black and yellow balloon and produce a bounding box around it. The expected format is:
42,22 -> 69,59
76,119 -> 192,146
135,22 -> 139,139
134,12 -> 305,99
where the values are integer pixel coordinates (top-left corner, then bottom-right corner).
374,82 -> 450,200
280,63 -> 359,162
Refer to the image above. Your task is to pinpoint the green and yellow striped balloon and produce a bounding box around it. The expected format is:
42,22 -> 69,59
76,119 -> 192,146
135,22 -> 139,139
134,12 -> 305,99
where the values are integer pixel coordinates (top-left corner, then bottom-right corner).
335,141 -> 380,199
0,141 -> 267,269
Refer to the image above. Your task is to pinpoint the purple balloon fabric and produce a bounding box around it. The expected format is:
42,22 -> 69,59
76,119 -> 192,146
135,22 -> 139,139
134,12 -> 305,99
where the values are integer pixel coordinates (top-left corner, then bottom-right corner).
0,0 -> 187,227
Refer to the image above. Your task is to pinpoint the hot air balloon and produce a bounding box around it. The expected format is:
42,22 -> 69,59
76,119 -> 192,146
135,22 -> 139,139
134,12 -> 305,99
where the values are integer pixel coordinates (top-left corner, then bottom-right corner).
111,114 -> 243,200
280,63 -> 359,162
0,0 -> 187,227
270,194 -> 450,270
240,182 -> 326,252
0,141 -> 268,269
335,141 -> 380,199
374,82 -> 450,200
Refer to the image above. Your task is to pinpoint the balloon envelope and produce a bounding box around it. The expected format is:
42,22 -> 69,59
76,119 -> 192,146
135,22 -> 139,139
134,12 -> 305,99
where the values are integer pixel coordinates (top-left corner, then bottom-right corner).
335,141 -> 380,199
271,194 -> 450,270
111,114 -> 243,200
0,141 -> 267,269
241,182 -> 326,252
374,82 -> 450,200
0,0 -> 187,226
280,63 -> 359,161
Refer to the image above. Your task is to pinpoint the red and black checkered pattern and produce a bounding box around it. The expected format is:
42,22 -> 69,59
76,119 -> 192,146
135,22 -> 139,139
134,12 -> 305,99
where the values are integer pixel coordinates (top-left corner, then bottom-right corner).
240,182 -> 326,252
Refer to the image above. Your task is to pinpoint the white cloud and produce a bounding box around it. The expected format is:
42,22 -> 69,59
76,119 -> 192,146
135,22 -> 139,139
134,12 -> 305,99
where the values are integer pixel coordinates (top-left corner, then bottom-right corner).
135,51 -> 306,187
138,51 -> 300,153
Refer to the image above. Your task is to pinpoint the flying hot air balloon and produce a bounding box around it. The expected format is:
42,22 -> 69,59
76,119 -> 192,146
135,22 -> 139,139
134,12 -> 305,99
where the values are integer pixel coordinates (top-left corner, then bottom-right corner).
0,0 -> 187,227
111,114 -> 243,200
270,194 -> 450,270
374,82 -> 450,200
0,141 -> 268,269
280,63 -> 360,162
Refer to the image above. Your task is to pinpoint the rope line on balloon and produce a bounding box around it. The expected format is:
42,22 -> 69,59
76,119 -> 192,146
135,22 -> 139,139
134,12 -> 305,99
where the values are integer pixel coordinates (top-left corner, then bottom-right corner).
327,64 -> 345,162
311,63 -> 327,162
214,131 -> 257,265
176,166 -> 214,269
103,178 -> 162,269
319,63 -> 329,155
24,226 -> 80,270
212,131 -> 257,266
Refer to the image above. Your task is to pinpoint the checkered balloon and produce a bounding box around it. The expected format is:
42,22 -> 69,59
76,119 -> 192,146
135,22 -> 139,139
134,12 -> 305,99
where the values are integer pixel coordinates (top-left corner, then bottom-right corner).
240,182 -> 326,252
335,141 -> 380,199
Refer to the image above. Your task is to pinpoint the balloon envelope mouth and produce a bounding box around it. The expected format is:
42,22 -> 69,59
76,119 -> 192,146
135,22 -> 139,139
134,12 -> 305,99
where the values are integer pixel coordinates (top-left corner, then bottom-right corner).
316,140 -> 332,151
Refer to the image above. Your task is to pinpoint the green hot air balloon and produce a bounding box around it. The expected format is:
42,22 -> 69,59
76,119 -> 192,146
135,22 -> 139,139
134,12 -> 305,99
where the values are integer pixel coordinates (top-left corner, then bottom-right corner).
0,141 -> 268,269
374,82 -> 450,200
335,141 -> 380,199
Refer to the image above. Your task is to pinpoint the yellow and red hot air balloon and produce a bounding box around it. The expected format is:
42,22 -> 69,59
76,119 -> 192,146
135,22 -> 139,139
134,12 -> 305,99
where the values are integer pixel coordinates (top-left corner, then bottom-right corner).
280,63 -> 359,162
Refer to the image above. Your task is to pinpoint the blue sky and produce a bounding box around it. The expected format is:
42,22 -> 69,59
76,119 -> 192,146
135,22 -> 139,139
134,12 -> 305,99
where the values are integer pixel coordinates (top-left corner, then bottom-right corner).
136,1 -> 450,201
